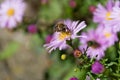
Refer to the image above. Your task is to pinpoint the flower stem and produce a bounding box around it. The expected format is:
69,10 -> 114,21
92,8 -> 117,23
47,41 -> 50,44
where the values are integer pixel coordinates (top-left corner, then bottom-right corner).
88,72 -> 95,80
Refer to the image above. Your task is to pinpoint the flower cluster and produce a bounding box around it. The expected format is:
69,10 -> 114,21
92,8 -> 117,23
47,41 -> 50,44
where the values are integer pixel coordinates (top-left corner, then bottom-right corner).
79,24 -> 118,60
44,0 -> 120,80
93,0 -> 120,33
79,0 -> 119,60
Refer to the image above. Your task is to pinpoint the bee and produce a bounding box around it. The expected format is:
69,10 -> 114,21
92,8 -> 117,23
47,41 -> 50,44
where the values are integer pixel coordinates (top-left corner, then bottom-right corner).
54,22 -> 70,33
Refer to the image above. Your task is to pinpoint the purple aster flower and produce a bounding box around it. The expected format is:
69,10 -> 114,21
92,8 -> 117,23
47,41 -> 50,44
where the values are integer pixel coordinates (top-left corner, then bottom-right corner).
109,1 -> 120,32
91,61 -> 104,74
28,24 -> 37,34
69,77 -> 78,80
44,19 -> 87,53
93,0 -> 114,24
79,29 -> 107,60
96,24 -> 118,48
69,0 -> 77,8
89,5 -> 96,13
45,34 -> 53,43
0,0 -> 26,29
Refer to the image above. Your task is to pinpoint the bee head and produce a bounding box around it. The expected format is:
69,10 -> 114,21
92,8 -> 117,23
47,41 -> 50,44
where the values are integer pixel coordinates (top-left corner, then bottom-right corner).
54,22 -> 70,33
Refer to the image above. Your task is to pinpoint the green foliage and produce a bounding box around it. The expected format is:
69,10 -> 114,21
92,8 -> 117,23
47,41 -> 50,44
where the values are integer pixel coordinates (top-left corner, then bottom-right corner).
0,42 -> 19,60
47,51 -> 75,80
39,0 -> 62,23
64,68 -> 88,80
61,0 -> 72,18
105,46 -> 117,61
1,0 -> 118,79
30,34 -> 46,54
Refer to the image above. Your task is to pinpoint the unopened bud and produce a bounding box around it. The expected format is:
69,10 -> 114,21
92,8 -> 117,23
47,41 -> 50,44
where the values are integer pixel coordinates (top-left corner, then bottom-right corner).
74,68 -> 79,72
61,54 -> 67,60
74,49 -> 82,58
69,77 -> 78,80
91,61 -> 105,74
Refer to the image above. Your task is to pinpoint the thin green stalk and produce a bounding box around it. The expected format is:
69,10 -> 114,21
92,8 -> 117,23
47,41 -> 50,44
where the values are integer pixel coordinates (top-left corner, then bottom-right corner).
88,72 -> 95,80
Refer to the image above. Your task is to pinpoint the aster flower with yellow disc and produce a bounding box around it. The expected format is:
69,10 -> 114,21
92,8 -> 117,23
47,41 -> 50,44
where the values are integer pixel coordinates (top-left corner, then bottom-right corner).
0,0 -> 26,28
44,19 -> 87,53
109,1 -> 120,32
93,0 -> 113,24
96,25 -> 118,48
79,29 -> 107,60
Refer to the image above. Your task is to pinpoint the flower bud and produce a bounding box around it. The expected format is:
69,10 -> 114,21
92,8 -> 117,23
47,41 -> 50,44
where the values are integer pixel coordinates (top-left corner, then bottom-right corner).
61,54 -> 67,60
74,49 -> 82,58
45,35 -> 52,43
69,77 -> 78,80
91,61 -> 104,74
74,68 -> 79,72
69,0 -> 76,8
89,5 -> 96,13
28,24 -> 37,34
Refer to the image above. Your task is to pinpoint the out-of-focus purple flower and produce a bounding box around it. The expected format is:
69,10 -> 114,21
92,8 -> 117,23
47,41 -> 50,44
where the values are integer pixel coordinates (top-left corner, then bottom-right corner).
44,19 -> 87,53
91,61 -> 104,74
69,0 -> 76,8
79,29 -> 107,60
0,0 -> 26,29
96,24 -> 118,48
109,1 -> 120,32
89,5 -> 96,13
93,0 -> 120,33
69,77 -> 78,80
45,35 -> 52,43
93,0 -> 114,24
28,24 -> 37,34
40,0 -> 48,5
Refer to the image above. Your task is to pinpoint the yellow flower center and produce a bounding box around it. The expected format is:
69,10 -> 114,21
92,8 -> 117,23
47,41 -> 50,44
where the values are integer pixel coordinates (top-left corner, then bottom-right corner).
58,32 -> 71,40
104,32 -> 111,38
106,12 -> 112,20
7,8 -> 15,17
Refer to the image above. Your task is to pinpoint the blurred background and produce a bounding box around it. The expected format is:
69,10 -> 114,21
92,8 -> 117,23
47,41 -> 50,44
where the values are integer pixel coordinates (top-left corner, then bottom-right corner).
0,0 -> 106,80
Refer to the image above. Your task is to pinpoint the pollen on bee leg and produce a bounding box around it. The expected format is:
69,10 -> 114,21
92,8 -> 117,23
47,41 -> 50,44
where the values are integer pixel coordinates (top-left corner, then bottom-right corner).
58,32 -> 71,40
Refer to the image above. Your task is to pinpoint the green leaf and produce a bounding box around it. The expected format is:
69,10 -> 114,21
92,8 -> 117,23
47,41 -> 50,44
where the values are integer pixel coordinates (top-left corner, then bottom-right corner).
107,62 -> 117,68
39,0 -> 62,23
63,68 -> 88,80
30,34 -> 45,54
72,38 -> 80,49
0,42 -> 19,60
48,52 -> 74,80
105,46 -> 117,61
